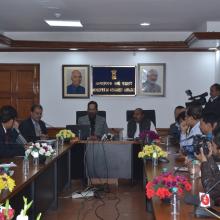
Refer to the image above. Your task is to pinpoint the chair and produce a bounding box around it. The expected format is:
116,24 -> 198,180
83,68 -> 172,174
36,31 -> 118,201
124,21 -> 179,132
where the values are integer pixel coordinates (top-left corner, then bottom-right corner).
76,111 -> 106,124
126,110 -> 156,126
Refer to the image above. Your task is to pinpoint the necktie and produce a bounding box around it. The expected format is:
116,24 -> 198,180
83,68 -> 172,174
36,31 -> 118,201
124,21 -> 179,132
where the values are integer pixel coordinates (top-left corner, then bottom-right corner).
34,122 -> 42,137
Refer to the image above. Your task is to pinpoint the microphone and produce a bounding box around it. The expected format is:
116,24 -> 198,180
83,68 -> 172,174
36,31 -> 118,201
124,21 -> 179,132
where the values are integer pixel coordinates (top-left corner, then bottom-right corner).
13,128 -> 27,145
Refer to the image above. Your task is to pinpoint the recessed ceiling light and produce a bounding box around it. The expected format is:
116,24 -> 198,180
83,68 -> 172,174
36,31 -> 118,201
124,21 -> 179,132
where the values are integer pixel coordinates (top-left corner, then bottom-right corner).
69,48 -> 78,51
45,20 -> 83,27
140,22 -> 151,26
138,48 -> 147,51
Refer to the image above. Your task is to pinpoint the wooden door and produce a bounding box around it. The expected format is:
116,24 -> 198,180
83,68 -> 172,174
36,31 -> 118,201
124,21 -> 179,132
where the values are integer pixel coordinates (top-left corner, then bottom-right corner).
0,64 -> 40,121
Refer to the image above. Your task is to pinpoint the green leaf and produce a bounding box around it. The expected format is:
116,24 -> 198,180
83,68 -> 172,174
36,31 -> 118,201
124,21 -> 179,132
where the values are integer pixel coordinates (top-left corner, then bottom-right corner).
36,213 -> 42,220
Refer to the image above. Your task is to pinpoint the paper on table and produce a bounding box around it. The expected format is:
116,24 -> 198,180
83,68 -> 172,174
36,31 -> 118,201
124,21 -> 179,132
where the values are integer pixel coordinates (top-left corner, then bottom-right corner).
0,162 -> 17,168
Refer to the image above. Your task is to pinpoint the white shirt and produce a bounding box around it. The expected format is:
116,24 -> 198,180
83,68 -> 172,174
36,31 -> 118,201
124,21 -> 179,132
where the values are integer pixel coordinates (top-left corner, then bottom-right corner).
134,121 -> 157,138
180,121 -> 202,147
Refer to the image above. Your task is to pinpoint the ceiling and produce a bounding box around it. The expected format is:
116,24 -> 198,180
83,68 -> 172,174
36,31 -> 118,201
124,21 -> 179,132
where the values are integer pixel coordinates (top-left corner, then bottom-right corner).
1,0 -> 220,32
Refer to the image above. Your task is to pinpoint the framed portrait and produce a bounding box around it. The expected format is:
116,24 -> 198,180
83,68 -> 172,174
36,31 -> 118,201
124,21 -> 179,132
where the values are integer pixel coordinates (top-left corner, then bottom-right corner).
62,65 -> 90,98
138,63 -> 166,96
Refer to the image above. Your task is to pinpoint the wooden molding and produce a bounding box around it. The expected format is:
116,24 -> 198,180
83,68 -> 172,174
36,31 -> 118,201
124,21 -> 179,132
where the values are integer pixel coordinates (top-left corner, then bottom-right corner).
0,34 -> 12,46
185,32 -> 220,47
0,32 -> 220,51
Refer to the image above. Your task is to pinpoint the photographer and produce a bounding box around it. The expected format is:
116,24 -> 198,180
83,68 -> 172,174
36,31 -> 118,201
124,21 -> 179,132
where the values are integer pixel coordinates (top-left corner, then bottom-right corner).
196,127 -> 220,205
180,104 -> 203,148
200,113 -> 218,137
204,84 -> 220,117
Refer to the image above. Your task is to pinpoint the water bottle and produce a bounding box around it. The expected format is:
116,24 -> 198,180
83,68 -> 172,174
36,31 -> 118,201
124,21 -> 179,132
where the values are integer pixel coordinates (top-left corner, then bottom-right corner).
171,187 -> 180,215
152,149 -> 158,167
23,157 -> 29,177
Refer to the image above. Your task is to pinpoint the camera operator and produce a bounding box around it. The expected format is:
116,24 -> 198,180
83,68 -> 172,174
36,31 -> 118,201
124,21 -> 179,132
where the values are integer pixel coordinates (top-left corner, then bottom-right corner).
204,84 -> 220,117
180,104 -> 203,148
195,127 -> 220,205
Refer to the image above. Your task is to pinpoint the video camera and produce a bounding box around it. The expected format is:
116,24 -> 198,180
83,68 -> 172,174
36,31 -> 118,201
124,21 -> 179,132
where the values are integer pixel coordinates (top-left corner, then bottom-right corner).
185,90 -> 208,107
193,135 -> 210,155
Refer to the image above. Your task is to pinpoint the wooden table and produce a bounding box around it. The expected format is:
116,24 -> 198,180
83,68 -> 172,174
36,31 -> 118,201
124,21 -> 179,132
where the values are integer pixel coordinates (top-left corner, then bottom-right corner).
0,143 -> 73,219
144,144 -> 219,220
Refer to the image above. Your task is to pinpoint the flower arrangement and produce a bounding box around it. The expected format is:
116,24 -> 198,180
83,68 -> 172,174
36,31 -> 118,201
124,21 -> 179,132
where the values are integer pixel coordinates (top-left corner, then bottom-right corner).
146,171 -> 192,200
25,142 -> 56,159
16,197 -> 41,220
138,144 -> 167,159
139,130 -> 160,145
56,129 -> 75,140
0,173 -> 15,193
0,200 -> 14,220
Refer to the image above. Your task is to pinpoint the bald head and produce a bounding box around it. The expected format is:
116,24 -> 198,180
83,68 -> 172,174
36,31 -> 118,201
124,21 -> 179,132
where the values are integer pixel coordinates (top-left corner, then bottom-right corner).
71,70 -> 82,87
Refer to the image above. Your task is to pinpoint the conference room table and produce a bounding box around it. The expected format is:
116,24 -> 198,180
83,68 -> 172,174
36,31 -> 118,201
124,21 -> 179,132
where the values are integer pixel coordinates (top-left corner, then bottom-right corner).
144,144 -> 220,220
0,143 -> 72,219
0,139 -> 140,219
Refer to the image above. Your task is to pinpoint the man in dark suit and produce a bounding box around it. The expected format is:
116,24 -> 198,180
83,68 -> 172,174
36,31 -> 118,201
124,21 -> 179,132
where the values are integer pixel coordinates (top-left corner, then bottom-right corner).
169,106 -> 185,142
19,104 -> 48,142
127,108 -> 156,139
0,105 -> 25,158
78,101 -> 108,140
204,84 -> 220,117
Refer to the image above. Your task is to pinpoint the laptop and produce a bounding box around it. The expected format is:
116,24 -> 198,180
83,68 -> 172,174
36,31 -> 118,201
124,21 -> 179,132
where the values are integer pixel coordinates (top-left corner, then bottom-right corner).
66,125 -> 91,140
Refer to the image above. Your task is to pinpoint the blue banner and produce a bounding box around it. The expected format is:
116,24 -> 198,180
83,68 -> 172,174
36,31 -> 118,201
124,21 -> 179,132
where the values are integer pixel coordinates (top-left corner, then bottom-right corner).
92,66 -> 136,96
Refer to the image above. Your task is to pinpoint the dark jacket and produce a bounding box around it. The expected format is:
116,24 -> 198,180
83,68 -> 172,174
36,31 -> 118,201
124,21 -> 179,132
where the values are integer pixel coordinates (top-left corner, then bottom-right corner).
203,96 -> 220,117
169,122 -> 180,142
127,119 -> 151,139
201,156 -> 220,205
19,118 -> 47,142
0,124 -> 25,158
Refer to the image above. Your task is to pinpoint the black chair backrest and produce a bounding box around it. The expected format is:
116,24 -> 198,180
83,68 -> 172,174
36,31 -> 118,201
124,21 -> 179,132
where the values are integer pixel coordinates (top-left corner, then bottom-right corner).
76,111 -> 106,124
126,110 -> 156,127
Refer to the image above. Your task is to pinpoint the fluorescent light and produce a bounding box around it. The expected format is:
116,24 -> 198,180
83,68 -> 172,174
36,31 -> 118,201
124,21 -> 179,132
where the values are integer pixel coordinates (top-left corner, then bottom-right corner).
45,20 -> 83,27
208,47 -> 217,51
138,48 -> 147,51
140,22 -> 151,26
69,48 -> 78,51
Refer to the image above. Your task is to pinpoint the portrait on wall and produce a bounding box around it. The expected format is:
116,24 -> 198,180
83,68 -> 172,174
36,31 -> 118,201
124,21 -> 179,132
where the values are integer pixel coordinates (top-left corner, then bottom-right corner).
138,63 -> 166,96
62,65 -> 90,98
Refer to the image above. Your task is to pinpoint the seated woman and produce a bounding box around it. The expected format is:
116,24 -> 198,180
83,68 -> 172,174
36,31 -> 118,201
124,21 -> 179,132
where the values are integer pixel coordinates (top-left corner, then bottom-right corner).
180,104 -> 203,157
196,127 -> 220,205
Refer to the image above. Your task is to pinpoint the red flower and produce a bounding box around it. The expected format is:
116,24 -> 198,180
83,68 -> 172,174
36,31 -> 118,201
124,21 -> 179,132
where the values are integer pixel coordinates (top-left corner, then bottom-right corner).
184,182 -> 192,191
146,188 -> 155,199
178,187 -> 183,196
0,212 -> 5,220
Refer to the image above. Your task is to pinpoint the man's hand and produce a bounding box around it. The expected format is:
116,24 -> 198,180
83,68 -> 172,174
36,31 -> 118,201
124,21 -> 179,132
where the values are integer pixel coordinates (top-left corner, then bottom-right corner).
195,147 -> 207,162
180,121 -> 188,134
40,134 -> 48,140
13,120 -> 19,129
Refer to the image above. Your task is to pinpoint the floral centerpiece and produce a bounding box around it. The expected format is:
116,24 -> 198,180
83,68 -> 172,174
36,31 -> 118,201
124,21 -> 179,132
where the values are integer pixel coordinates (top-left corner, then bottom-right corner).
146,171 -> 192,200
25,142 -> 56,164
16,197 -> 41,220
56,129 -> 76,143
0,173 -> 15,194
139,130 -> 160,145
138,144 -> 167,160
0,200 -> 14,220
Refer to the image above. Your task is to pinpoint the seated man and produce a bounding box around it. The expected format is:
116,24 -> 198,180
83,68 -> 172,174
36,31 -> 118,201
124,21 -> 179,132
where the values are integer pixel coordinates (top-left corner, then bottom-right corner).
78,101 -> 108,140
169,106 -> 185,141
19,104 -> 48,142
0,105 -> 25,158
196,127 -> 220,205
127,108 -> 156,139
